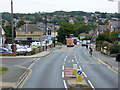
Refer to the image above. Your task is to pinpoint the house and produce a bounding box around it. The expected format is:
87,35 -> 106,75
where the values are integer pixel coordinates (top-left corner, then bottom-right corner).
109,20 -> 120,35
0,25 -> 6,46
15,24 -> 43,44
36,22 -> 58,38
83,16 -> 89,24
69,18 -> 75,24
48,28 -> 58,38
98,25 -> 110,34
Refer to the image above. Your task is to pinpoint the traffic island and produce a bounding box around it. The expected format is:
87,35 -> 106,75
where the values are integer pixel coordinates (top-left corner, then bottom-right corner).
64,64 -> 92,89
68,77 -> 89,88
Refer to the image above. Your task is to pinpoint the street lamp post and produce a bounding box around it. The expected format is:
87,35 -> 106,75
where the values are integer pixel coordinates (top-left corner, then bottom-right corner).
11,0 -> 14,52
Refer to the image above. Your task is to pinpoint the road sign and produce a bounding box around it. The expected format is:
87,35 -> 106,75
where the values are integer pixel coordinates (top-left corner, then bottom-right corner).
118,34 -> 120,38
48,35 -> 52,40
77,75 -> 82,83
73,64 -> 77,76
77,69 -> 82,84
73,69 -> 77,76
77,70 -> 82,75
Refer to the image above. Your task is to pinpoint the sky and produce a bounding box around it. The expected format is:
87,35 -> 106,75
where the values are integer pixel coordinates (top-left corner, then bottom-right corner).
0,0 -> 119,13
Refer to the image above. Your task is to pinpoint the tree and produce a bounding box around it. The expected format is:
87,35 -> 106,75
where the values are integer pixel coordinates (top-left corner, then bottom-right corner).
16,20 -> 25,28
57,22 -> 76,44
98,20 -> 104,25
2,25 -> 12,37
74,21 -> 90,35
96,33 -> 109,41
101,13 -> 106,18
109,31 -> 119,43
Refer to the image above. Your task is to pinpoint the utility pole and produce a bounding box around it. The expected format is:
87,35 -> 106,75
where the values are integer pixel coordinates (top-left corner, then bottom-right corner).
11,0 -> 14,52
45,14 -> 47,51
54,20 -> 56,47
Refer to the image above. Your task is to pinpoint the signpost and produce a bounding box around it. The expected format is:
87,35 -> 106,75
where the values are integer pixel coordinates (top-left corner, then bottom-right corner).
73,64 -> 77,76
76,69 -> 82,84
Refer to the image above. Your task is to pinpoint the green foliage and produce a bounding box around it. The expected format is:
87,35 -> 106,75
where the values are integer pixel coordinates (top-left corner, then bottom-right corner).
98,20 -> 104,25
96,31 -> 119,43
96,33 -> 109,41
16,20 -> 25,28
57,22 -> 76,44
118,42 -> 120,45
78,34 -> 80,40
56,42 -> 63,45
26,51 -> 35,55
0,67 -> 8,71
108,44 -> 120,54
109,31 -> 119,43
74,21 -> 90,35
6,37 -> 12,40
2,25 -> 12,37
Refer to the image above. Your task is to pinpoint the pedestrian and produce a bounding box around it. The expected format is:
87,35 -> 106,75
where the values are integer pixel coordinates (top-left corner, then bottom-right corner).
86,44 -> 88,49
89,47 -> 93,55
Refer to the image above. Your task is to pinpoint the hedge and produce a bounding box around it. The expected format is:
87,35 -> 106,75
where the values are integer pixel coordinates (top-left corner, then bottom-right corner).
108,44 -> 120,54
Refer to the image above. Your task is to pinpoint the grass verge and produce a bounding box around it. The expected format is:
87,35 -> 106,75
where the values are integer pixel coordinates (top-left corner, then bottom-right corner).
0,67 -> 8,74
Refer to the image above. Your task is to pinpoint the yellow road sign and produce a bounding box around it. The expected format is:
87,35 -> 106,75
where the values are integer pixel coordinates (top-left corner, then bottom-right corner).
73,69 -> 77,76
77,75 -> 82,82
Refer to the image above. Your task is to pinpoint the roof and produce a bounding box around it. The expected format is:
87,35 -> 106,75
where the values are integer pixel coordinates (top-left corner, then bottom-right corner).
14,37 -> 44,41
16,24 -> 42,31
109,21 -> 120,28
99,25 -> 110,31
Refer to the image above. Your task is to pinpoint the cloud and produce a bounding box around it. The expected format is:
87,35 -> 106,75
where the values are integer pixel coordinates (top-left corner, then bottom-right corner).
0,0 -> 118,13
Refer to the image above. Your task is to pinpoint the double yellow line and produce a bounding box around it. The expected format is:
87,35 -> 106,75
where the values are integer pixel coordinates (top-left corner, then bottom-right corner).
92,54 -> 119,75
14,65 -> 32,88
86,49 -> 119,75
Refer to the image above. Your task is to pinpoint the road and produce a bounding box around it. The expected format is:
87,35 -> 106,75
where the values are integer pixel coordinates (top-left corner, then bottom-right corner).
1,58 -> 35,86
20,45 -> 119,89
23,47 -> 68,88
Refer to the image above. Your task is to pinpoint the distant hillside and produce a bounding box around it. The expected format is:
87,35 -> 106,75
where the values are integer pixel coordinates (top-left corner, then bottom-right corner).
1,11 -> 119,25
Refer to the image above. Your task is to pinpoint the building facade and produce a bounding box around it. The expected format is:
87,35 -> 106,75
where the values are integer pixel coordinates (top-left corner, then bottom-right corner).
0,25 -> 6,46
15,24 -> 43,44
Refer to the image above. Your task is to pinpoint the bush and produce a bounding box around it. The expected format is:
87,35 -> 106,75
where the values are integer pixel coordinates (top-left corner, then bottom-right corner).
108,44 -> 120,54
118,42 -> 120,45
96,33 -> 109,41
56,42 -> 63,45
0,67 -> 8,71
26,51 -> 35,55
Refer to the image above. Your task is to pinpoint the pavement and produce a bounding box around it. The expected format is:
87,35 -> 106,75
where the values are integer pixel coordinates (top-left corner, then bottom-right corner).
0,49 -> 52,59
89,43 -> 119,74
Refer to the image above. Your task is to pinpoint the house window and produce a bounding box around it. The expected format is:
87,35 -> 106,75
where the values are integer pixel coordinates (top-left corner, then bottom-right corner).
31,31 -> 33,34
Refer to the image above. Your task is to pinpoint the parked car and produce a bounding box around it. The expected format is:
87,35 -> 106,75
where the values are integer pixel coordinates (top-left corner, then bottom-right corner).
86,40 -> 91,44
79,40 -> 82,43
82,40 -> 87,46
16,46 -> 27,55
16,45 -> 32,55
24,46 -> 32,52
0,47 -> 12,53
